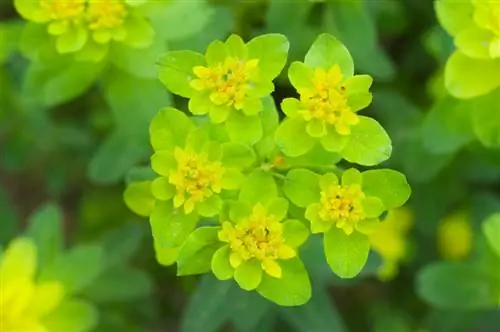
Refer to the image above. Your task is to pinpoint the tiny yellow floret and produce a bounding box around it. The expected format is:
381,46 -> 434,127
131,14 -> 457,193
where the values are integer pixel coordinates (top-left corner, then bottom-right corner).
40,0 -> 85,22
87,0 -> 127,30
169,147 -> 224,214
191,57 -> 260,110
438,211 -> 473,261
299,65 -> 359,135
318,183 -> 365,235
218,203 -> 295,278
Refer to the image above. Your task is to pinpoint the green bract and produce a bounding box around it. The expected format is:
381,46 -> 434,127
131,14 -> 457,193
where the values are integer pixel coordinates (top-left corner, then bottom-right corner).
157,33 -> 290,144
284,168 -> 411,278
275,34 -> 391,166
436,0 -> 500,98
177,170 -> 311,306
123,32 -> 411,306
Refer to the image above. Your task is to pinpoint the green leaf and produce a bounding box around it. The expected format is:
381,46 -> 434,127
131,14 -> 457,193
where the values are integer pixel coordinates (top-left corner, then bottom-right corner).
276,118 -> 316,157
239,170 -> 278,205
0,186 -> 18,244
234,259 -> 263,291
83,266 -> 152,302
226,112 -> 263,145
483,213 -> 500,257
149,107 -> 195,152
177,227 -> 220,276
324,227 -> 370,278
471,89 -> 500,147
157,50 -> 205,97
23,58 -> 104,107
283,219 -> 309,248
279,287 -> 347,332
421,96 -> 474,154
102,69 -> 171,138
283,169 -> 320,208
26,203 -> 63,270
180,275 -> 234,332
99,222 -> 145,268
222,142 -> 256,169
435,0 -> 474,37
445,51 -> 500,99
230,289 -> 273,332
39,245 -> 103,294
211,245 -> 234,280
124,181 -> 155,217
304,33 -> 354,77
257,257 -> 311,306
88,130 -> 149,184
326,1 -> 395,80
43,300 -> 98,332
361,169 -> 411,209
247,33 -> 289,81
341,116 -> 392,166
288,61 -> 313,89
417,262 -> 499,310
150,201 -> 199,249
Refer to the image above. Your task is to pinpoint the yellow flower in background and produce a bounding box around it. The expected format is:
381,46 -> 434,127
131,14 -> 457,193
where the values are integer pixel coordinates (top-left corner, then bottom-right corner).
369,207 -> 414,281
0,237 -> 65,331
438,210 -> 473,261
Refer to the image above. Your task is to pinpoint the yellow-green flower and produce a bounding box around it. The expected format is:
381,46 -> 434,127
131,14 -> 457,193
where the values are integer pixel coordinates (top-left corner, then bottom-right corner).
369,207 -> 414,281
437,210 -> 473,261
15,0 -> 154,60
436,0 -> 500,98
218,203 -> 297,279
0,237 -> 96,332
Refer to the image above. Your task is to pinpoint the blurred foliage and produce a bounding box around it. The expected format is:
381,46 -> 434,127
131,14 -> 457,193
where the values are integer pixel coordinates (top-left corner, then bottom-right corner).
1,0 -> 500,331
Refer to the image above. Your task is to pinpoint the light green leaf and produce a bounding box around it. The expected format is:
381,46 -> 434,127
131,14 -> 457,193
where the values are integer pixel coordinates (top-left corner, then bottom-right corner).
283,219 -> 309,248
288,61 -> 313,89
361,169 -> 411,209
149,107 -> 194,152
483,213 -> 500,257
82,266 -> 152,302
150,201 -> 199,249
324,227 -> 370,278
177,227 -> 220,276
417,262 -> 499,310
124,181 -> 155,217
226,112 -> 263,145
471,89 -> 500,147
43,300 -> 98,332
211,245 -> 234,280
257,257 -> 311,306
267,197 -> 289,221
239,170 -> 278,205
39,245 -> 103,294
341,116 -> 392,166
276,118 -> 316,157
157,50 -> 205,97
283,168 -> 320,208
197,195 -> 223,218
26,203 -> 63,270
247,33 -> 289,81
445,51 -> 500,99
151,177 -> 175,201
435,0 -> 473,37
234,259 -> 263,291
304,33 -> 354,77
55,26 -> 87,54
221,142 -> 256,169
341,168 -> 362,186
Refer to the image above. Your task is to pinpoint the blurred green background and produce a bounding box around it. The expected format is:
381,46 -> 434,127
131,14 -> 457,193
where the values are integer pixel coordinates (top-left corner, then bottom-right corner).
1,0 -> 500,331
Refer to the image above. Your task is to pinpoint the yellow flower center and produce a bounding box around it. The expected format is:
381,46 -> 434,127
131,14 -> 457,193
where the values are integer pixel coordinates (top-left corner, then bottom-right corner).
39,0 -> 85,22
218,204 -> 295,278
438,212 -> 473,261
191,57 -> 260,110
299,65 -> 359,135
169,147 -> 224,214
87,0 -> 127,30
318,183 -> 365,235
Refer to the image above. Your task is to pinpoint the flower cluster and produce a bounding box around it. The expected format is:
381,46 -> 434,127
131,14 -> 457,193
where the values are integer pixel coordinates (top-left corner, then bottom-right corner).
15,0 -> 154,61
125,33 -> 411,306
436,0 -> 500,98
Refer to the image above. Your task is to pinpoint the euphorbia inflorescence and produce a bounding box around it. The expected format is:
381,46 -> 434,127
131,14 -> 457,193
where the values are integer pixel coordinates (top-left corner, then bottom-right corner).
125,33 -> 411,306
